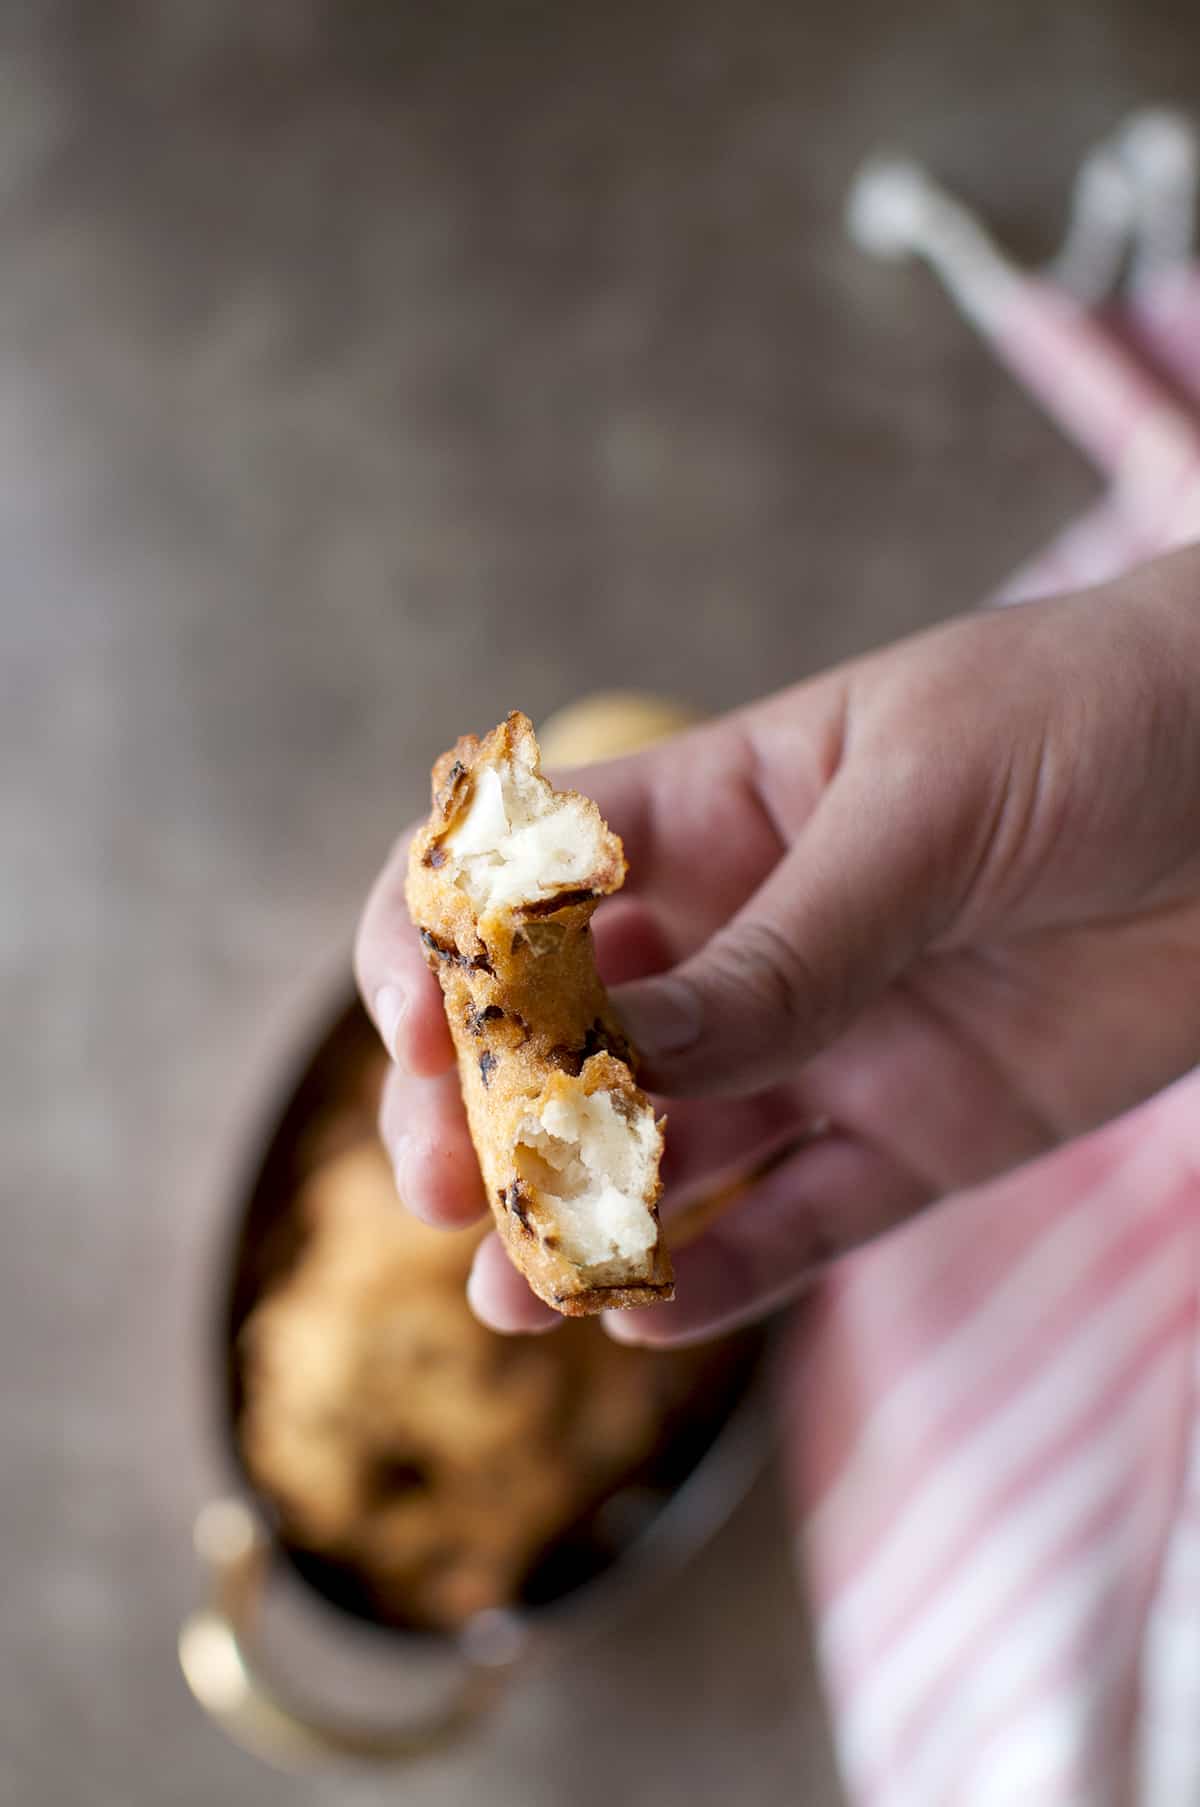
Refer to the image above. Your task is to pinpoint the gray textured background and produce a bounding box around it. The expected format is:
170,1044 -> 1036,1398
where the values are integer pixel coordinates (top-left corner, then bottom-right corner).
7,3 -> 1199,1802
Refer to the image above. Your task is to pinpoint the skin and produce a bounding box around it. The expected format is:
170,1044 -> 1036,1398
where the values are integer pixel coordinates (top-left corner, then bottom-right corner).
355,547 -> 1200,1347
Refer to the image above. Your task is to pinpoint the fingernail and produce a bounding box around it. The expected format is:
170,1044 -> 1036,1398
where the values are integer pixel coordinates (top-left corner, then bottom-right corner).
602,1309 -> 649,1345
616,977 -> 702,1060
388,1137 -> 447,1226
374,983 -> 408,1061
387,1133 -> 414,1202
466,1258 -> 560,1335
465,1260 -> 497,1325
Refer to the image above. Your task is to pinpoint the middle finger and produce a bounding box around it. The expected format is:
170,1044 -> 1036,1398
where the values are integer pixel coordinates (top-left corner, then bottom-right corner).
378,1062 -> 487,1227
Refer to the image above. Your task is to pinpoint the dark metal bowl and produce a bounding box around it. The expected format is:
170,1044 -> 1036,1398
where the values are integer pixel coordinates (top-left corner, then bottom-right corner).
182,985 -> 773,1767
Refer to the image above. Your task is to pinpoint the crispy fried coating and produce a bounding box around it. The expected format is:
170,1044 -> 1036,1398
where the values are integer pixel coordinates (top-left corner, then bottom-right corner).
406,712 -> 671,1315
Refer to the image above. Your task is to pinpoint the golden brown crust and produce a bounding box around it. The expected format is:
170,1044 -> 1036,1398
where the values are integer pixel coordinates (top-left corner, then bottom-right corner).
406,712 -> 672,1316
409,712 -> 627,964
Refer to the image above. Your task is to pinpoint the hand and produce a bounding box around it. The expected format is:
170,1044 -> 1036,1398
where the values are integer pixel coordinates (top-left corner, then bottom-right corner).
356,547 -> 1200,1345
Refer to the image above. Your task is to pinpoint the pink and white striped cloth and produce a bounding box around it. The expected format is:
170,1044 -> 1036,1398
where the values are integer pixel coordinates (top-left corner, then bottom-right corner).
787,268 -> 1200,1805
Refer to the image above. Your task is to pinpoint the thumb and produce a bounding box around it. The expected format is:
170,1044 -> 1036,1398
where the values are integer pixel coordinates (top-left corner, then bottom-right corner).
614,754 -> 973,1097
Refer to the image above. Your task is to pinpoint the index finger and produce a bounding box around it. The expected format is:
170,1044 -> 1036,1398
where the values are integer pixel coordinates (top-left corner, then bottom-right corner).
558,720 -> 786,963
354,826 -> 455,1076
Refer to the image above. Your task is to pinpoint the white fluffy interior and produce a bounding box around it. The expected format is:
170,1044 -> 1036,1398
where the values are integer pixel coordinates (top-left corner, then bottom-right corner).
516,1090 -> 658,1273
444,763 -> 605,912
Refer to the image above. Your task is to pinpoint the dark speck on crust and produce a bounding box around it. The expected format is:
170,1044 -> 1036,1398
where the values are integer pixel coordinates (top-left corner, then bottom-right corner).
550,1018 -> 630,1078
434,757 -> 471,815
506,1183 -> 533,1233
584,1016 -> 629,1063
423,844 -> 447,869
419,928 -> 493,975
479,1050 -> 497,1088
466,1002 -> 504,1037
519,887 -> 599,917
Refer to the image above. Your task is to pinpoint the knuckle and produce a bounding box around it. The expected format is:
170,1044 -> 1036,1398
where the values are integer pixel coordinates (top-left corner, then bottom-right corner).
710,918 -> 827,1044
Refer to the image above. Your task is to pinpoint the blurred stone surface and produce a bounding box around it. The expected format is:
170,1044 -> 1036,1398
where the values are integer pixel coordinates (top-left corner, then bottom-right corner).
5,1 -> 1199,1801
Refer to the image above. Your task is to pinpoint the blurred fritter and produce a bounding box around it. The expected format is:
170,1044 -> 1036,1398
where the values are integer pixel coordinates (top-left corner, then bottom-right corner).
239,1133 -> 708,1629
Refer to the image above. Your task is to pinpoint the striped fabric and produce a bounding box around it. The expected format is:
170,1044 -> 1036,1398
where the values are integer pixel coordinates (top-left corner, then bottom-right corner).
994,274 -> 1200,602
788,268 -> 1200,1806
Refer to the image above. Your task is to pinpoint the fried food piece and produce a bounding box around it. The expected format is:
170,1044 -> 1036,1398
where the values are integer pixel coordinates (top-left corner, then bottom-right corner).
239,1141 -> 574,1625
405,712 -> 672,1316
536,693 -> 699,767
238,1135 -> 709,1629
